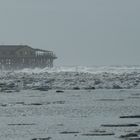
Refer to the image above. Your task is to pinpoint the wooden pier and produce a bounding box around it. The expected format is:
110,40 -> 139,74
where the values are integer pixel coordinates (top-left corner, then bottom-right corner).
0,45 -> 57,70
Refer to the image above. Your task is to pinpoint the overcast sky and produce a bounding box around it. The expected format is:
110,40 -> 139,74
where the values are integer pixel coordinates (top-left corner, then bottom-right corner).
0,0 -> 140,66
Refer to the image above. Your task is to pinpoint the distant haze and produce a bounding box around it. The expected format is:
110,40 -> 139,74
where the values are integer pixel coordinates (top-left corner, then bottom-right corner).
0,0 -> 140,66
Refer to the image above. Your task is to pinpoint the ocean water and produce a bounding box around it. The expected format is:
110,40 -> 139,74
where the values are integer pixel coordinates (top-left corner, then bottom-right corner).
1,65 -> 140,89
15,65 -> 140,74
0,66 -> 140,139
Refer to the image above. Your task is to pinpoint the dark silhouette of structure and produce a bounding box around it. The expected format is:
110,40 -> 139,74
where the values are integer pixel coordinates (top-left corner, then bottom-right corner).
0,45 -> 57,70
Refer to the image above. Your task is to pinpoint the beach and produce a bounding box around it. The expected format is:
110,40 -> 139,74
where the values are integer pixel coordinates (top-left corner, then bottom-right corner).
0,66 -> 140,139
0,89 -> 140,140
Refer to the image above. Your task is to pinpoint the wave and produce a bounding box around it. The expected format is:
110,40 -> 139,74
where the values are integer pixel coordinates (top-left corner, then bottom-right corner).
1,66 -> 140,90
15,65 -> 140,74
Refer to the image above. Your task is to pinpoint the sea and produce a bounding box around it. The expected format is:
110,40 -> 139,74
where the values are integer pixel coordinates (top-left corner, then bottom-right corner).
0,66 -> 140,140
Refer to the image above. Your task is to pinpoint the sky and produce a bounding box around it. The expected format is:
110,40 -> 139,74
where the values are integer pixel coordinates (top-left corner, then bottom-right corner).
0,0 -> 140,66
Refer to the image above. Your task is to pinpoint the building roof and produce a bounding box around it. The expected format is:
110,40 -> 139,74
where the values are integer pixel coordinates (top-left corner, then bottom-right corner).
0,45 -> 57,59
0,45 -> 32,52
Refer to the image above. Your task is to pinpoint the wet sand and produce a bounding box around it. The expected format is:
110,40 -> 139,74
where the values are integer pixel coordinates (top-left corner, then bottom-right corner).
0,89 -> 140,140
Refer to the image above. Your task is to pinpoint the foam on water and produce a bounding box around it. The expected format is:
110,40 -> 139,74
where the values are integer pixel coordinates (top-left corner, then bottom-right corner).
15,65 -> 140,74
1,66 -> 140,89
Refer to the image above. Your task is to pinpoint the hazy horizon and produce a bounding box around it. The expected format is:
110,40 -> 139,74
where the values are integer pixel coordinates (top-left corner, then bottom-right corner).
0,0 -> 140,66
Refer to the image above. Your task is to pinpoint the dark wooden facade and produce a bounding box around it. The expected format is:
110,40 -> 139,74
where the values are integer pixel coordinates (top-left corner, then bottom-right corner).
0,45 -> 57,70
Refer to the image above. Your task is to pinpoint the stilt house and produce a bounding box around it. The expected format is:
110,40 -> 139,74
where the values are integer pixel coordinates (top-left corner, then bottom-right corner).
0,45 -> 57,70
